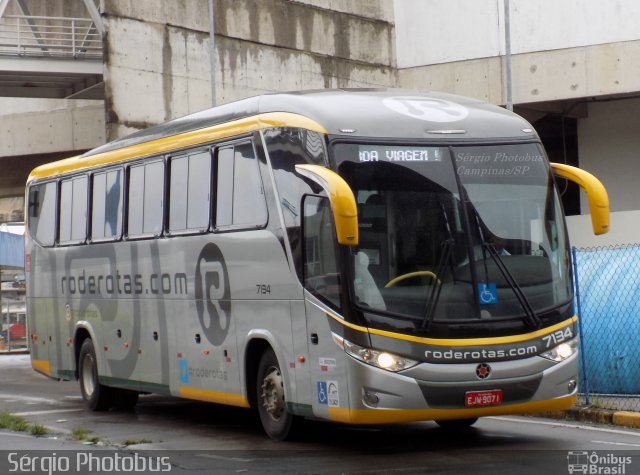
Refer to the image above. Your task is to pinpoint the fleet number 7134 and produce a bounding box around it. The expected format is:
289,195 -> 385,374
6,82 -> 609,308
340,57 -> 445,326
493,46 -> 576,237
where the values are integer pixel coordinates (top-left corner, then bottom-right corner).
542,327 -> 573,348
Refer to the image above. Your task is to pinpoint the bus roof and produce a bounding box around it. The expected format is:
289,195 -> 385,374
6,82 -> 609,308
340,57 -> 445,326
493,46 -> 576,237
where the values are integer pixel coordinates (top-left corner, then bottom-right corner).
88,89 -> 535,157
29,89 -> 537,181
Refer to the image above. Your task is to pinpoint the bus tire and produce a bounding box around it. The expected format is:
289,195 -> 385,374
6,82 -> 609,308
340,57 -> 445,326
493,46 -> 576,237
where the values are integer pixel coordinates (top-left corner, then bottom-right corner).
78,338 -> 113,411
256,348 -> 297,440
435,418 -> 478,429
112,388 -> 139,411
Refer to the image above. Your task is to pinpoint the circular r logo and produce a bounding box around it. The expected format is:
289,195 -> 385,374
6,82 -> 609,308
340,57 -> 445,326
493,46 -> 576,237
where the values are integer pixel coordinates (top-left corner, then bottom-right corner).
195,243 -> 231,346
383,96 -> 469,123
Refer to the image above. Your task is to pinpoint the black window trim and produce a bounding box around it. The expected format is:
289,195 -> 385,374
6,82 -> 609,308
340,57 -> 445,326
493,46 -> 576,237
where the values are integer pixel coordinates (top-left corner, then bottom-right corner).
124,157 -> 167,241
57,174 -> 89,247
212,138 -> 269,233
26,179 -> 59,248
166,146 -> 214,237
89,166 -> 125,244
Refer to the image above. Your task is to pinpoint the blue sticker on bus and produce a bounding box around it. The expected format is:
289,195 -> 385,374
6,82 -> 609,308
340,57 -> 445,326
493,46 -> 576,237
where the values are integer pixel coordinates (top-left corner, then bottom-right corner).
317,381 -> 328,405
179,359 -> 189,383
478,282 -> 498,305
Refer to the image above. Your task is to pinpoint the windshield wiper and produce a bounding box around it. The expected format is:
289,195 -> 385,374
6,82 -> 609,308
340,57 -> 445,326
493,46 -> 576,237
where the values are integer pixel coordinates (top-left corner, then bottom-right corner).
421,238 -> 452,330
467,205 -> 541,328
480,237 -> 542,329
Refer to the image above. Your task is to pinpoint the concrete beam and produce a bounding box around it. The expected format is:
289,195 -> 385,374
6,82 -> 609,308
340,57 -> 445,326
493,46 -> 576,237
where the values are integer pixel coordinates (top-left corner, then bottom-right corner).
0,104 -> 105,157
398,39 -> 640,107
0,56 -> 103,98
0,56 -> 102,75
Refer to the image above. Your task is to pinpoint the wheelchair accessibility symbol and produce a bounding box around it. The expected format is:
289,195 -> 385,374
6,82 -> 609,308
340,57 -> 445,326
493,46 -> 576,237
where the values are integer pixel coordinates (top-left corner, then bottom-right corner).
317,381 -> 328,405
478,282 -> 498,305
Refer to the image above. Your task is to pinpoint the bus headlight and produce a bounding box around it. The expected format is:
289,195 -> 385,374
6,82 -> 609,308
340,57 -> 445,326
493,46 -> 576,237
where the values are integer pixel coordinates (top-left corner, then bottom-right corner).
540,338 -> 578,362
343,340 -> 418,372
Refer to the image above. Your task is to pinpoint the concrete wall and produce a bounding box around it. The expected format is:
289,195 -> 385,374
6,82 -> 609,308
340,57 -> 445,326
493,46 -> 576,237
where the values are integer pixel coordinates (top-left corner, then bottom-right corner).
2,0 -> 89,18
577,98 -> 640,214
102,0 -> 396,140
394,0 -> 640,68
395,1 -> 640,106
566,211 -> 640,248
0,102 -> 105,157
398,38 -> 640,106
562,98 -> 640,247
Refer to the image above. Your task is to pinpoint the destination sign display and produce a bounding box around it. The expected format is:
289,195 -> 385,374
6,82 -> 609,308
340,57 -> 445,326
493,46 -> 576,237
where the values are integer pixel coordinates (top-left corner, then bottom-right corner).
356,145 -> 444,163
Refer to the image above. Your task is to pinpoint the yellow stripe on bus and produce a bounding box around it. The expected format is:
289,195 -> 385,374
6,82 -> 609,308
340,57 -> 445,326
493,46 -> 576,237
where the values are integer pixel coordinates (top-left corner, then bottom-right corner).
326,311 -> 577,347
178,386 -> 250,408
31,359 -> 51,377
327,393 -> 576,425
27,112 -> 329,182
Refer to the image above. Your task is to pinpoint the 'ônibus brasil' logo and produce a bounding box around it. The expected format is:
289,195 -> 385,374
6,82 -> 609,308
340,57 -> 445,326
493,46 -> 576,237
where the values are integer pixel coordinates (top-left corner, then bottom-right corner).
382,96 -> 469,123
195,243 -> 230,346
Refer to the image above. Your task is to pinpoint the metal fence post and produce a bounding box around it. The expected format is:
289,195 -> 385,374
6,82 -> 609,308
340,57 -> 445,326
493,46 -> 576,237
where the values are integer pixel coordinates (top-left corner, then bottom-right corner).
572,246 -> 590,405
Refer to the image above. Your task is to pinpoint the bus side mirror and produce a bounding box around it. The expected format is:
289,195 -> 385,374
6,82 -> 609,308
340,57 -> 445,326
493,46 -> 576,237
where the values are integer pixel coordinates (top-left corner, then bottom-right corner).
550,163 -> 610,235
295,164 -> 359,245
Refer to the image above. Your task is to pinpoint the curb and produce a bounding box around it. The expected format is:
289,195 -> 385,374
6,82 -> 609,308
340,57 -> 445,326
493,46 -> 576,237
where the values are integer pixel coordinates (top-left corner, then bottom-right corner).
538,407 -> 640,429
0,349 -> 29,355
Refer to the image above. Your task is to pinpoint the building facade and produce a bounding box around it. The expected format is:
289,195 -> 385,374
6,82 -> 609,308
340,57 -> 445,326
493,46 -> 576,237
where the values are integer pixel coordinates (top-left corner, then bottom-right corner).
1,0 -> 639,246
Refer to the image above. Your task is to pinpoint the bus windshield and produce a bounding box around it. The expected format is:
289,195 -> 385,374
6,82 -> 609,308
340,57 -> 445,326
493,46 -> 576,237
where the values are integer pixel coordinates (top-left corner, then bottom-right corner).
334,142 -> 571,333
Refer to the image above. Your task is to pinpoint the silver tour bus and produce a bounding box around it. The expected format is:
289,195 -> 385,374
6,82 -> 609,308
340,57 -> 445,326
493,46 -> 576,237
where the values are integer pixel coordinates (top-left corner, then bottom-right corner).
25,90 -> 609,439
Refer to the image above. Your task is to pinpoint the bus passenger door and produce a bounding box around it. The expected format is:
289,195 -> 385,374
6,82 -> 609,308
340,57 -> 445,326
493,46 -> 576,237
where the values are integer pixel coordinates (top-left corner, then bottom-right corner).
302,195 -> 350,419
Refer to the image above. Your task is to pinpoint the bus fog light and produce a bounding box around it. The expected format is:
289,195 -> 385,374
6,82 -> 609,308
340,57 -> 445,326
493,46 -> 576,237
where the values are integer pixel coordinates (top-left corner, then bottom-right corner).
363,389 -> 380,407
568,379 -> 577,392
343,339 -> 418,372
540,338 -> 578,362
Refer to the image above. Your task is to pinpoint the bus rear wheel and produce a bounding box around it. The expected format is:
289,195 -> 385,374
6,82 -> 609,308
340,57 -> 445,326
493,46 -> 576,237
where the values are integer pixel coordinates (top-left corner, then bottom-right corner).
256,348 -> 297,440
78,338 -> 113,411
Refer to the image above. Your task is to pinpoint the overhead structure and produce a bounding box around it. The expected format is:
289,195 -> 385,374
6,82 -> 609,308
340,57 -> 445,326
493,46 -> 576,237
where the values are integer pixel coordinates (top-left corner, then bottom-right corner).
0,0 -> 104,99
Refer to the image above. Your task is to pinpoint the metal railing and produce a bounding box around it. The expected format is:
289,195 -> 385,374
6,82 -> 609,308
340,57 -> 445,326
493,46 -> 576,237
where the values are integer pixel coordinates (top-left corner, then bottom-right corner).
0,15 -> 102,59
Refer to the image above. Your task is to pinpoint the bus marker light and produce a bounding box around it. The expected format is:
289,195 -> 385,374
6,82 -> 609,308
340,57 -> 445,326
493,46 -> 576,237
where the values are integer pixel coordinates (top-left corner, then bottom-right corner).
123,342 -> 129,349
297,356 -> 306,363
202,349 -> 210,356
104,346 -> 108,352
177,352 -> 183,358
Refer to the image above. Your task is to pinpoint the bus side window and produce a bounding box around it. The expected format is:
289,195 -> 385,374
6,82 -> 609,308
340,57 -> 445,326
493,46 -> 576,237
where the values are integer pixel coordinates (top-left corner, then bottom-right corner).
215,142 -> 267,229
59,175 -> 88,245
303,195 -> 342,311
27,182 -> 57,246
128,160 -> 165,237
92,169 -> 123,241
169,151 -> 211,233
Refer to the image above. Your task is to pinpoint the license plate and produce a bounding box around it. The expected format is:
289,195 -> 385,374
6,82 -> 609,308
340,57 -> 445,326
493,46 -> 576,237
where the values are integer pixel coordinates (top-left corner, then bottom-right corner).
465,389 -> 503,407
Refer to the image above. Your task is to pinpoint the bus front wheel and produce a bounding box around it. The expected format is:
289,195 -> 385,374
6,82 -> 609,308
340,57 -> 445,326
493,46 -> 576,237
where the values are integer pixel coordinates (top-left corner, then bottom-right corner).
256,348 -> 297,440
78,338 -> 113,411
435,418 -> 478,429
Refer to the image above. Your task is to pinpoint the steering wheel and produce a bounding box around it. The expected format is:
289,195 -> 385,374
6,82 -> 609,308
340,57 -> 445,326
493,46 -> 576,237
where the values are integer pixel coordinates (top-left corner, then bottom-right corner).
384,271 -> 440,288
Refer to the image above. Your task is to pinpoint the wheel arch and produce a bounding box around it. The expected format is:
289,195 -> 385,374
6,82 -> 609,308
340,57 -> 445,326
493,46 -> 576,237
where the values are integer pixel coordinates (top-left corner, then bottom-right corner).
73,321 -> 99,380
244,331 -> 291,411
